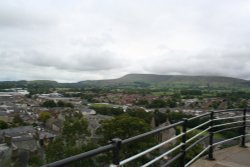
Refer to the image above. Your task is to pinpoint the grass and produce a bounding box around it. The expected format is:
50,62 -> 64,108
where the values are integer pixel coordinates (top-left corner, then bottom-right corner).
151,91 -> 173,96
91,103 -> 115,108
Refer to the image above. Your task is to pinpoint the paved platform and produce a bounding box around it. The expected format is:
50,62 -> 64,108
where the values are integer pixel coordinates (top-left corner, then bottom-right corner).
191,143 -> 250,167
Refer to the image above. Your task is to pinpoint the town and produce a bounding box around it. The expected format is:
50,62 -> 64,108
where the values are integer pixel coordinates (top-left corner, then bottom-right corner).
0,84 -> 249,166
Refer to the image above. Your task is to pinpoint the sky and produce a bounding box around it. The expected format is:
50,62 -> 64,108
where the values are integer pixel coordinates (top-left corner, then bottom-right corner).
1,0 -> 250,82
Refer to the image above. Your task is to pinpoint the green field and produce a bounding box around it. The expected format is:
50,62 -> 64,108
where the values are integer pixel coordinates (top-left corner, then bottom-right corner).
90,103 -> 116,108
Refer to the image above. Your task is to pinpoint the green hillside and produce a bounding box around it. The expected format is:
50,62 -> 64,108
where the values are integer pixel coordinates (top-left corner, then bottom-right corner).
79,74 -> 250,88
0,74 -> 250,89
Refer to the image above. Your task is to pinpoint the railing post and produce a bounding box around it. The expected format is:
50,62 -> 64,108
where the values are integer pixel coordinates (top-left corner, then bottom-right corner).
208,110 -> 215,160
180,118 -> 188,167
110,138 -> 122,167
240,109 -> 247,148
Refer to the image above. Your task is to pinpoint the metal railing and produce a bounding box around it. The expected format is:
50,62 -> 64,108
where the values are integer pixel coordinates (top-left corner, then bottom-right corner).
42,108 -> 249,167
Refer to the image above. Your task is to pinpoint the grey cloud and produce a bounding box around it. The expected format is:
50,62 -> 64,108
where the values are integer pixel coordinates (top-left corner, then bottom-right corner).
0,50 -> 123,73
144,49 -> 250,79
1,0 -> 250,81
0,34 -> 124,73
0,11 -> 54,29
0,1 -> 59,30
71,50 -> 123,71
71,35 -> 114,48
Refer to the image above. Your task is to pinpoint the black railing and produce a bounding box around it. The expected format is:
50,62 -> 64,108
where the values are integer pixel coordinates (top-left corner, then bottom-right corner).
42,108 -> 249,167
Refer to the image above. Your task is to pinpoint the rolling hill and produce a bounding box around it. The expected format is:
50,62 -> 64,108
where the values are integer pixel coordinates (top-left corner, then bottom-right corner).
78,74 -> 250,88
0,74 -> 250,89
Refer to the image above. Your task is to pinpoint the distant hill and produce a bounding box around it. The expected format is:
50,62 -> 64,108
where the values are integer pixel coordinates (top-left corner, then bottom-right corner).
78,74 -> 250,88
75,74 -> 250,88
0,74 -> 250,89
0,80 -> 60,89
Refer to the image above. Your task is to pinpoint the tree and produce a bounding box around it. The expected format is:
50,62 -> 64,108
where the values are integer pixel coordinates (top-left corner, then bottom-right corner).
42,100 -> 57,108
97,114 -> 157,166
210,101 -> 220,109
45,115 -> 95,167
135,99 -> 149,106
57,100 -> 74,108
148,99 -> 166,108
39,111 -> 51,123
46,138 -> 65,163
62,115 -> 90,145
46,138 -> 97,167
166,99 -> 177,108
65,102 -> 74,108
167,111 -> 192,123
126,108 -> 153,123
180,89 -> 202,96
98,114 -> 151,140
91,106 -> 123,116
0,120 -> 8,129
57,100 -> 65,107
29,154 -> 43,167
171,131 -> 204,167
13,114 -> 25,126
238,100 -> 247,108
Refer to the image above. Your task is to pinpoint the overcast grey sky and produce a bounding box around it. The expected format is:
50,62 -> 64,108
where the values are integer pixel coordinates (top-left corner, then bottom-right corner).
1,0 -> 250,82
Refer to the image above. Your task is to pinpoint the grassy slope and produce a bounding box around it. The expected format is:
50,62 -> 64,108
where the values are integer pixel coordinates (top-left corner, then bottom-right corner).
1,74 -> 250,89
80,74 -> 250,88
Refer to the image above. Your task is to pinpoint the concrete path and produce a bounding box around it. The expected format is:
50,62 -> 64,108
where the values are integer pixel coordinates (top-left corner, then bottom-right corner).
191,143 -> 250,167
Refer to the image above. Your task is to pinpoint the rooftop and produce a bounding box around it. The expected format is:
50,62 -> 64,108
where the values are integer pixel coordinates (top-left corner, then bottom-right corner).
0,126 -> 35,137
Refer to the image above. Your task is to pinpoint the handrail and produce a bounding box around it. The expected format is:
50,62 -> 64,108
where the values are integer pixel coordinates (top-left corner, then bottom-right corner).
42,144 -> 115,167
42,108 -> 249,167
119,133 -> 184,165
186,135 -> 209,152
186,120 -> 211,134
141,143 -> 184,167
185,146 -> 210,167
186,127 -> 210,144
213,125 -> 243,134
213,135 -> 243,146
161,152 -> 183,167
213,115 -> 243,121
213,120 -> 243,128
187,112 -> 210,121
123,121 -> 184,144
213,108 -> 243,113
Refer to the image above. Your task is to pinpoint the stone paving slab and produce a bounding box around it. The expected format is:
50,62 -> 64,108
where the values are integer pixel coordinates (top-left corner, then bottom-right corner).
190,143 -> 250,167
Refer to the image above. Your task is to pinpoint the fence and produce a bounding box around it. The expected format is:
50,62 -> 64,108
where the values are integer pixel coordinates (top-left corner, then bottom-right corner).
42,108 -> 249,167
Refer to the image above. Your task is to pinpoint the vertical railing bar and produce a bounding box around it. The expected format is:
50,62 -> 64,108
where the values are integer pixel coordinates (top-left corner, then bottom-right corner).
208,110 -> 215,160
180,118 -> 188,167
110,138 -> 122,167
240,109 -> 247,147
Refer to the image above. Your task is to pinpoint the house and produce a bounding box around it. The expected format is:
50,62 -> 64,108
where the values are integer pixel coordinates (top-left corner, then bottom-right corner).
0,112 -> 14,123
0,126 -> 40,167
154,120 -> 176,147
52,120 -> 63,132
80,108 -> 96,115
0,143 -> 11,166
85,114 -> 113,139
0,126 -> 36,140
45,118 -> 64,133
